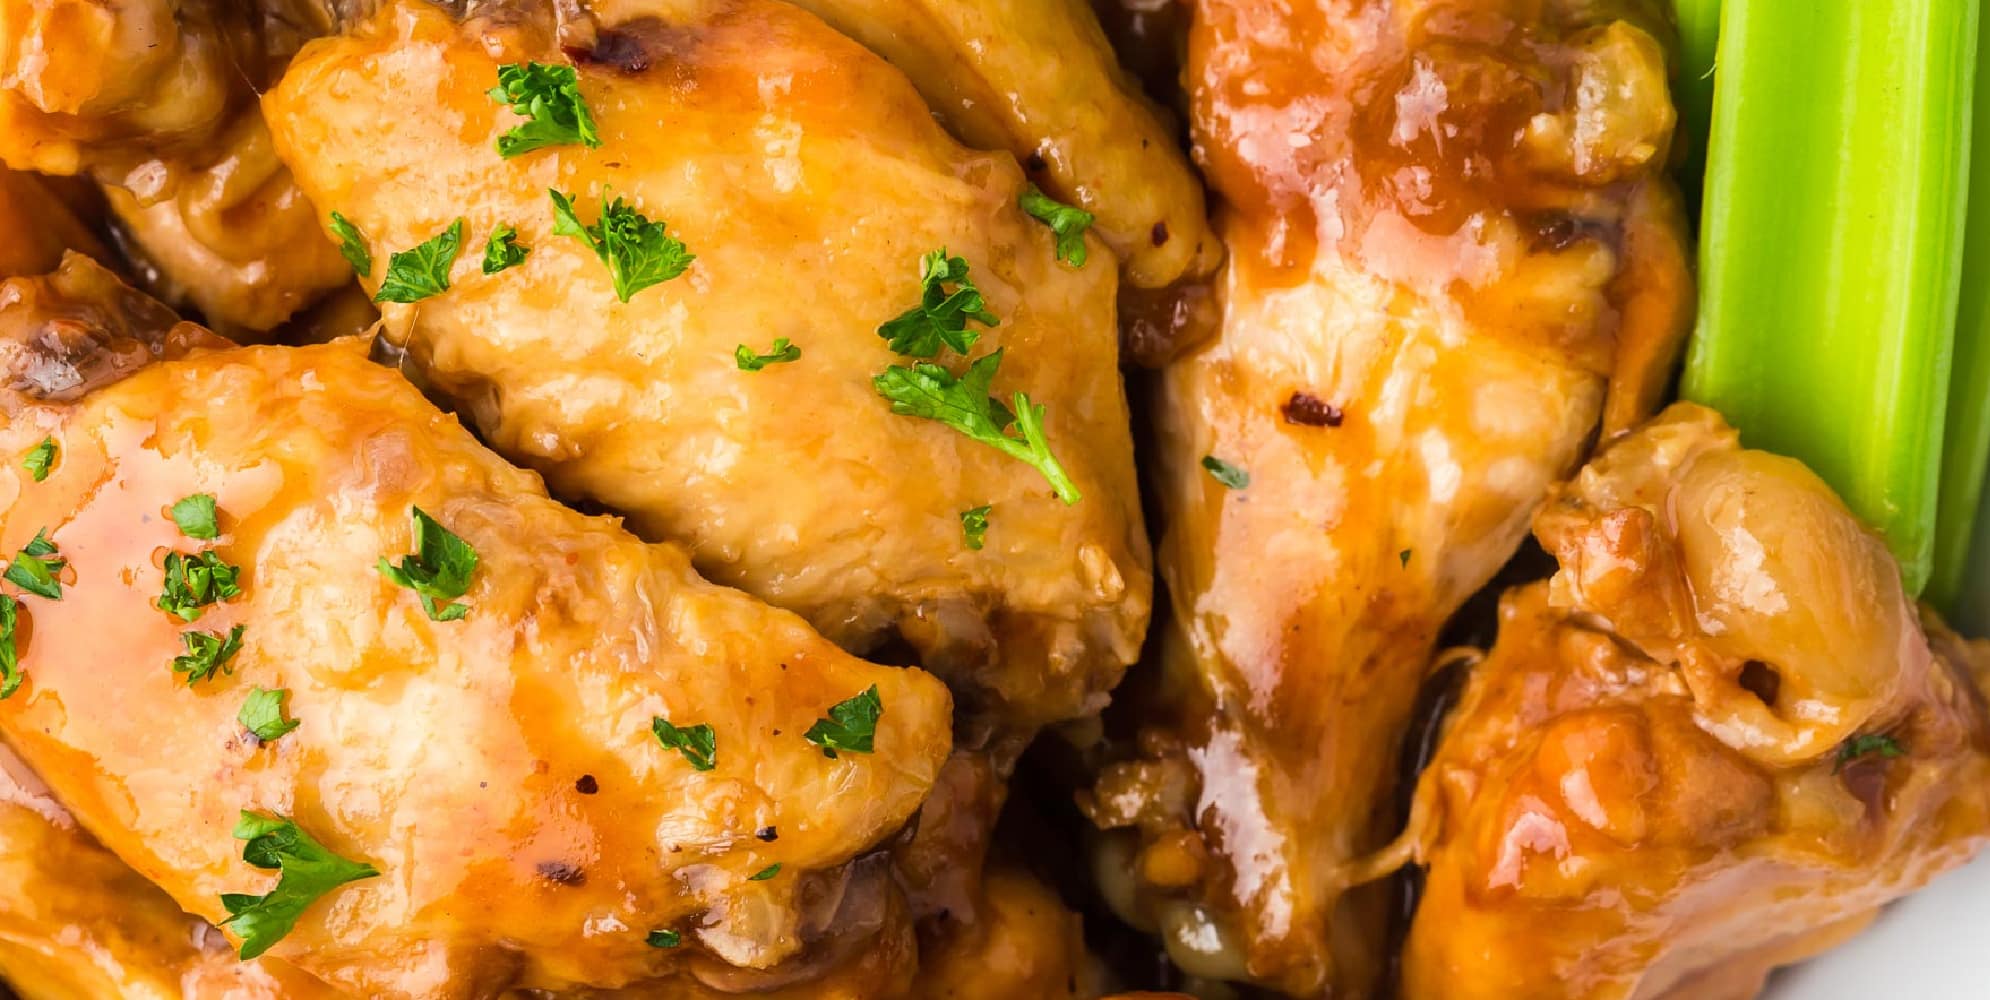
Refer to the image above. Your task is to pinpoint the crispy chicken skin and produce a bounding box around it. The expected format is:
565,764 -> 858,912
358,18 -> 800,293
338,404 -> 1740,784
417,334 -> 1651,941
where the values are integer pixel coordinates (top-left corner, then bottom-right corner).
1080,0 -> 1693,993
0,0 -> 350,332
264,0 -> 1151,733
772,0 -> 1220,288
0,255 -> 951,998
1405,403 -> 1990,1000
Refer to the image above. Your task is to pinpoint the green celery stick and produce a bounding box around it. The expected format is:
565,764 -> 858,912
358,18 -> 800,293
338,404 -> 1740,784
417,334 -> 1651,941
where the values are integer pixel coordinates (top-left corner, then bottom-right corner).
1673,0 -> 1721,201
1683,0 -> 1980,595
1932,4 -> 1990,616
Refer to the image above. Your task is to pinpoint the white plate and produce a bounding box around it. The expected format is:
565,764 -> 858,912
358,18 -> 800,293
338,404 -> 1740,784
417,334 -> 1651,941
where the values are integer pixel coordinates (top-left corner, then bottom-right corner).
1763,850 -> 1990,997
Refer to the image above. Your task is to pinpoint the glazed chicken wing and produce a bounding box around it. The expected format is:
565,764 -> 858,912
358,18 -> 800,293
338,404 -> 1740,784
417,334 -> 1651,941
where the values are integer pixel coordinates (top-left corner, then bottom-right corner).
0,0 -> 350,332
0,255 -> 951,997
1079,0 -> 1692,993
263,0 -> 1151,734
1405,404 -> 1990,999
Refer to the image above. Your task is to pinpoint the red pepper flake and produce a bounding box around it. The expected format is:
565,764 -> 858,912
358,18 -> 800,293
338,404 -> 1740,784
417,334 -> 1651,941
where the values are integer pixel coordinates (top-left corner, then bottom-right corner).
1280,391 -> 1343,428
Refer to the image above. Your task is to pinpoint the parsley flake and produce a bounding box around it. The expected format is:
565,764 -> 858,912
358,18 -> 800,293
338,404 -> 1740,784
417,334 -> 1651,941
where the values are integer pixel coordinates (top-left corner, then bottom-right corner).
1833,733 -> 1906,773
488,61 -> 602,158
1201,455 -> 1249,490
877,250 -> 998,358
157,550 -> 242,622
1019,185 -> 1094,267
171,493 -> 220,540
5,530 -> 65,600
652,717 -> 717,771
804,685 -> 883,759
0,595 -> 20,699
647,929 -> 681,948
873,350 -> 1080,504
735,338 -> 801,372
329,212 -> 372,276
482,224 -> 529,275
373,219 -> 465,304
376,507 -> 478,622
219,812 -> 379,960
747,863 -> 781,881
240,686 -> 300,743
959,505 -> 990,551
22,437 -> 54,482
549,189 -> 694,302
1400,549 -> 1413,567
173,625 -> 245,685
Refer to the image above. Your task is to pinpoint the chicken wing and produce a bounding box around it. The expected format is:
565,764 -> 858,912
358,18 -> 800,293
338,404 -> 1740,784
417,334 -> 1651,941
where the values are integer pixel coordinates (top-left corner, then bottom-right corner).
766,0 -> 1219,288
0,0 -> 351,332
1404,403 -> 1990,999
1078,0 -> 1693,993
0,254 -> 951,997
264,0 -> 1151,734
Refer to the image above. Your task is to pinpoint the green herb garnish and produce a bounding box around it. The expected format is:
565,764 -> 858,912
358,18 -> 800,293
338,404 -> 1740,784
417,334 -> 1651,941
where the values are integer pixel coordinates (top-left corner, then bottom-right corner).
373,219 -> 465,304
1201,456 -> 1249,490
6,530 -> 64,600
549,189 -> 694,302
376,507 -> 477,622
172,625 -> 244,685
219,812 -> 379,960
22,437 -> 54,482
651,717 -> 717,771
873,350 -> 1079,504
804,685 -> 883,759
647,929 -> 681,948
239,687 -> 300,743
747,863 -> 781,881
959,505 -> 990,551
1019,185 -> 1094,267
1834,733 -> 1906,773
171,493 -> 220,540
482,224 -> 528,275
157,550 -> 241,622
329,212 -> 372,276
877,250 -> 998,358
488,61 -> 602,158
735,338 -> 801,372
0,595 -> 20,699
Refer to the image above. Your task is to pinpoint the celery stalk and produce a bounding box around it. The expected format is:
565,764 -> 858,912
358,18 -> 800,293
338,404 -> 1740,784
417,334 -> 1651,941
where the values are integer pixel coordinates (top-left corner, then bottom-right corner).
1931,5 -> 1990,615
1673,0 -> 1721,201
1683,0 -> 1980,596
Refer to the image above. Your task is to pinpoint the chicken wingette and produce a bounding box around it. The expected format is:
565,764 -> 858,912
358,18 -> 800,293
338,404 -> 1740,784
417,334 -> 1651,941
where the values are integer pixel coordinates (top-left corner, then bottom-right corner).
264,0 -> 1151,735
1405,404 -> 1990,999
1078,0 -> 1693,993
0,254 -> 951,997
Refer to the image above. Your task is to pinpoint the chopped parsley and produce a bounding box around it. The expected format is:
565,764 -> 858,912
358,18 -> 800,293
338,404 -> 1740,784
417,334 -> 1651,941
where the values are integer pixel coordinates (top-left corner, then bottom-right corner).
239,687 -> 299,743
329,212 -> 372,276
157,550 -> 241,622
172,625 -> 244,685
377,507 -> 478,622
804,685 -> 883,759
647,929 -> 681,948
171,493 -> 220,540
482,224 -> 529,274
487,61 -> 602,158
1019,185 -> 1094,267
549,189 -> 694,302
219,812 -> 379,960
373,219 -> 465,304
1834,733 -> 1906,773
651,717 -> 717,771
877,250 -> 998,358
959,505 -> 990,551
5,530 -> 65,600
735,338 -> 801,372
1399,549 -> 1413,567
0,595 -> 19,699
747,863 -> 781,881
22,437 -> 54,482
1201,455 -> 1249,490
873,350 -> 1080,504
